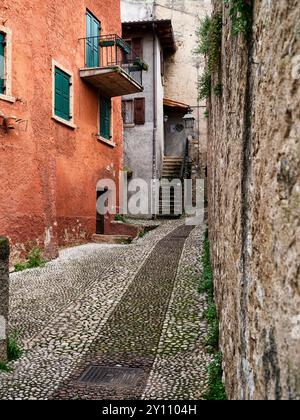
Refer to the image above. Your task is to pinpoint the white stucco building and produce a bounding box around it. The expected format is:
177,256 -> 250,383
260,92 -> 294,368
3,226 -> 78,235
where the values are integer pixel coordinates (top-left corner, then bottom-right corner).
121,0 -> 211,217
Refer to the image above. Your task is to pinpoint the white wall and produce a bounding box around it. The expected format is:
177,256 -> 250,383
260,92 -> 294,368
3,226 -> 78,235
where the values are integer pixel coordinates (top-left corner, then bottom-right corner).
154,0 -> 211,151
123,33 -> 164,217
121,0 -> 154,22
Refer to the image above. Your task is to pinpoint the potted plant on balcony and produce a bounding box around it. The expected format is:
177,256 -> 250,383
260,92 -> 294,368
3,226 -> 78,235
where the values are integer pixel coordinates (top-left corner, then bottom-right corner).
116,38 -> 131,54
134,57 -> 149,71
100,39 -> 115,47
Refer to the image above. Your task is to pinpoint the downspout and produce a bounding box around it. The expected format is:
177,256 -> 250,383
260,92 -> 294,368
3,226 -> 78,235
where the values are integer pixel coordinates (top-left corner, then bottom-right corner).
152,22 -> 158,217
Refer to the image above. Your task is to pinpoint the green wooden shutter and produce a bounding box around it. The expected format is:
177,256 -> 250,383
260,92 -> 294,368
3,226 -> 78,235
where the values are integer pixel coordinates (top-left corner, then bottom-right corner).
100,97 -> 111,140
55,67 -> 71,121
0,33 -> 5,94
86,11 -> 100,68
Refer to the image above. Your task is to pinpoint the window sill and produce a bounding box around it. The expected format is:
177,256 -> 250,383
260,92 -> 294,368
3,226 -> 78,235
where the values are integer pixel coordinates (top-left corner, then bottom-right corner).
52,115 -> 76,129
0,93 -> 16,103
124,123 -> 135,128
97,136 -> 116,148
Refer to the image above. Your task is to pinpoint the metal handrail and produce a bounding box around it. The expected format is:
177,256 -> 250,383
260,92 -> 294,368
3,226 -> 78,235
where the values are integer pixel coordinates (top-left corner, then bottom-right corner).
79,34 -> 145,85
181,138 -> 191,180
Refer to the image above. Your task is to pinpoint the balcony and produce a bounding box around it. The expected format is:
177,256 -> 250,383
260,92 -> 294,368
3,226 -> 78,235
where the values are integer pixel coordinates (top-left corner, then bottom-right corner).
79,34 -> 146,97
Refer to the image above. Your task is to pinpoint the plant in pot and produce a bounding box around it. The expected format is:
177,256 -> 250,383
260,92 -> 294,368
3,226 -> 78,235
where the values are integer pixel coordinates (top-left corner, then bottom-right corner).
134,57 -> 149,71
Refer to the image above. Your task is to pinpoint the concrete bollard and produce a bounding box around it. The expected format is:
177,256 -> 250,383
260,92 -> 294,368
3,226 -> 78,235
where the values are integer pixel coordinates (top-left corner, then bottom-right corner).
0,237 -> 9,362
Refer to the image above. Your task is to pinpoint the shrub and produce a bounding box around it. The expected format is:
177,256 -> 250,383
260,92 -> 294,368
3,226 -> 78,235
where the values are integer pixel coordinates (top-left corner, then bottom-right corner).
204,353 -> 227,400
8,330 -> 23,361
198,70 -> 212,101
14,247 -> 47,272
199,231 -> 227,400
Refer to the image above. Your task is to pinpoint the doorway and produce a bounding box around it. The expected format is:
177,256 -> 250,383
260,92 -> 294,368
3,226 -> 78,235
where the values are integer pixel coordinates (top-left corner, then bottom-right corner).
96,190 -> 106,234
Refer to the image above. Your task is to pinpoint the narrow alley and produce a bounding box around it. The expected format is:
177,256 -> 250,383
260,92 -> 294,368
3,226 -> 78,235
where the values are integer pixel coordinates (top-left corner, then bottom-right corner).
0,221 -> 210,400
1,0 -> 299,403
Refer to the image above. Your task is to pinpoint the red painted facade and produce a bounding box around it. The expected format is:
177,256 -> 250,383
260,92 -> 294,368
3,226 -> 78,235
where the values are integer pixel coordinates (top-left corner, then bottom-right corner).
0,0 -> 124,263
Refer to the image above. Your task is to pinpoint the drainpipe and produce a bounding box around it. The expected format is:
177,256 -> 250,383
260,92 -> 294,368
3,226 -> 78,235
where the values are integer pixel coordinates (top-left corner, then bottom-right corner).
152,22 -> 158,218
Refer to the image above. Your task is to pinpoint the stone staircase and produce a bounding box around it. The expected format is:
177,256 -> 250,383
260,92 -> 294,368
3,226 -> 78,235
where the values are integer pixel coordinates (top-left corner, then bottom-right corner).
159,156 -> 184,217
161,156 -> 183,179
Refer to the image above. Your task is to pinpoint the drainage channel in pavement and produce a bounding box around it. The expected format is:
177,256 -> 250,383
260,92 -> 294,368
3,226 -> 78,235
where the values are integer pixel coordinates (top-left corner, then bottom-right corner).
53,224 -> 195,400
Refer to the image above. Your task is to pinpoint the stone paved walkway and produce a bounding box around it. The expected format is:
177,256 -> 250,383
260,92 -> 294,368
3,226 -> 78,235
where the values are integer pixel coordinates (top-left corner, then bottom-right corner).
0,220 -> 210,400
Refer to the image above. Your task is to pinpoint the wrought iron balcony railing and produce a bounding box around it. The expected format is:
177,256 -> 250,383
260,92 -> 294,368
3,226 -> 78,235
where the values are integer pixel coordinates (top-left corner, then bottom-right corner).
79,34 -> 146,87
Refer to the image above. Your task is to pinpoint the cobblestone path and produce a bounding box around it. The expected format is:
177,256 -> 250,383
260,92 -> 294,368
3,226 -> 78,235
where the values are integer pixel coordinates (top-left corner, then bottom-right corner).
0,221 -> 210,400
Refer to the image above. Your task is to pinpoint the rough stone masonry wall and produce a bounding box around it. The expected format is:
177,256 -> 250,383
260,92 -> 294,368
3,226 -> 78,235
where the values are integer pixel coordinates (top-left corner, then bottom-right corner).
208,0 -> 300,400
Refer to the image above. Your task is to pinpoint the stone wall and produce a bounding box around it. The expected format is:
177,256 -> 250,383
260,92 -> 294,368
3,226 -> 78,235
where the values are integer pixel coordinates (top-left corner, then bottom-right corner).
208,0 -> 300,400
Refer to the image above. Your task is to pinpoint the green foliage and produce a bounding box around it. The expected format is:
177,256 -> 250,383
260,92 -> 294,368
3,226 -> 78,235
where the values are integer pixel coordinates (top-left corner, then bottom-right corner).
8,330 -> 23,361
198,70 -> 212,101
0,362 -> 12,372
14,262 -> 28,272
115,214 -> 128,223
14,247 -> 47,272
204,303 -> 220,352
200,231 -> 218,353
196,14 -> 223,100
0,330 -> 23,372
214,83 -> 223,97
207,14 -> 223,73
139,231 -> 146,239
197,14 -> 222,73
204,110 -> 209,119
199,231 -> 227,400
204,353 -> 227,400
196,15 -> 211,56
224,0 -> 253,36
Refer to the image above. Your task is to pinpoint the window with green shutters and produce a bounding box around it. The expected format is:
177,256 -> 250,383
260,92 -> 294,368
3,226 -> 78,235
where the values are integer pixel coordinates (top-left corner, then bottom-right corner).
100,96 -> 111,140
0,33 -> 5,95
54,67 -> 71,121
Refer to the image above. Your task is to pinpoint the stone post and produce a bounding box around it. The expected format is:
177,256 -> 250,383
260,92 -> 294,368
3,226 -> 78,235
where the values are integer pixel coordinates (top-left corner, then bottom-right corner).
0,237 -> 9,361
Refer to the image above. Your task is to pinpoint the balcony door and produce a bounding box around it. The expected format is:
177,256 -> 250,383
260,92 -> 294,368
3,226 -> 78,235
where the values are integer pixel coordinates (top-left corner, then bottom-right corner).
86,11 -> 101,68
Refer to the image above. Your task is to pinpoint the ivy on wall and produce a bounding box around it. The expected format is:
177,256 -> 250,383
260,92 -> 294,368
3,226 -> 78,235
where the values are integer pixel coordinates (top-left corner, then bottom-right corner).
196,14 -> 223,100
224,0 -> 253,36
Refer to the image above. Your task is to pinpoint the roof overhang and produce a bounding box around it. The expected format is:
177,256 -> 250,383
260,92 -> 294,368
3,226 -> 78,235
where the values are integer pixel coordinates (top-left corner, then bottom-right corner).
164,98 -> 190,112
122,20 -> 176,53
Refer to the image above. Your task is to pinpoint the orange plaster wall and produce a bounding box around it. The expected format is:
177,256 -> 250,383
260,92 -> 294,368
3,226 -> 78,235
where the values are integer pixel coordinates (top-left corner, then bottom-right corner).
0,0 -> 123,262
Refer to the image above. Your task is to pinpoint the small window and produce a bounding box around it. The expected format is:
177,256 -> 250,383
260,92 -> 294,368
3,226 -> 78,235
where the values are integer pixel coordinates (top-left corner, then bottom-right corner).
132,38 -> 143,59
0,33 -> 5,94
0,26 -> 13,101
100,96 -> 112,140
122,100 -> 134,125
134,97 -> 145,125
54,67 -> 71,121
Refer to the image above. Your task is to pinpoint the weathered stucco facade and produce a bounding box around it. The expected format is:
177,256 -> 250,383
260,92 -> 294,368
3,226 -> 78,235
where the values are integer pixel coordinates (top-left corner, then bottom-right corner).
122,31 -> 165,187
153,0 -> 211,150
208,0 -> 300,400
122,0 -> 211,149
0,0 -> 124,263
